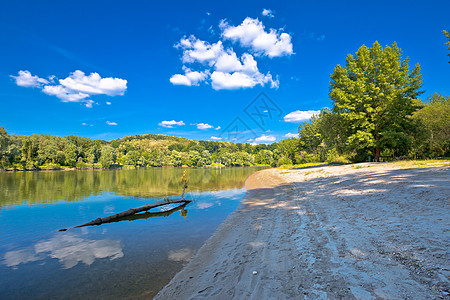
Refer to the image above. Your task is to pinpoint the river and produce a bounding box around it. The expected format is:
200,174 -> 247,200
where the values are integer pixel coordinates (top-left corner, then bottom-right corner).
0,167 -> 264,299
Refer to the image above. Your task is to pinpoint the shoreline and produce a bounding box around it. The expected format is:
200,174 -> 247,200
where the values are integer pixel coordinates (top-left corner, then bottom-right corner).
155,163 -> 450,299
0,164 -> 269,173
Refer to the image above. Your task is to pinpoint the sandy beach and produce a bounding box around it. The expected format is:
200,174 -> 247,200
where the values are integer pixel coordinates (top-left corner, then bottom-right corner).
155,163 -> 450,299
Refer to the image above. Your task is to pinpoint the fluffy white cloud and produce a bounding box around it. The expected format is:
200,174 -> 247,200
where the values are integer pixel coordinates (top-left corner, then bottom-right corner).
255,134 -> 276,143
196,123 -> 214,130
84,100 -> 94,108
284,132 -> 299,138
158,120 -> 185,128
12,70 -> 127,108
59,70 -> 127,96
178,36 -> 224,65
221,17 -> 293,57
262,9 -> 274,18
210,136 -> 222,140
214,51 -> 259,74
284,110 -> 320,123
170,68 -> 208,86
170,15 -> 292,90
11,70 -> 49,88
211,70 -> 278,90
106,121 -> 117,126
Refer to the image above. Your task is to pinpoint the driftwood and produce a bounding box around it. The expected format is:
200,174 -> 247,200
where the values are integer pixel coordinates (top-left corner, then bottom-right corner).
59,198 -> 191,231
59,170 -> 190,231
103,202 -> 188,224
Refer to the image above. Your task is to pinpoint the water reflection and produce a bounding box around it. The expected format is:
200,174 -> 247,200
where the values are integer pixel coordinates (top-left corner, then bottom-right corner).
105,203 -> 189,224
168,248 -> 196,262
0,167 -> 262,207
4,234 -> 123,269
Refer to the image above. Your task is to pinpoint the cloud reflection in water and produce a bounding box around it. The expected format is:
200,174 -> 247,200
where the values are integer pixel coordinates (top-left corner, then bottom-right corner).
3,234 -> 123,269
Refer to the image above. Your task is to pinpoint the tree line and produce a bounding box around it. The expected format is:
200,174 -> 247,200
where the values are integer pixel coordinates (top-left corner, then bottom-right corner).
0,131 -> 288,170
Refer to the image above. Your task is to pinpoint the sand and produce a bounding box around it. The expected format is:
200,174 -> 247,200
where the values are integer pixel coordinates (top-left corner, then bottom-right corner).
155,163 -> 450,299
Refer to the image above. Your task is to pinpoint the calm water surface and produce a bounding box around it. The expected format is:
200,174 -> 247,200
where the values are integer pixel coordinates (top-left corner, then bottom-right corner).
0,167 -> 264,299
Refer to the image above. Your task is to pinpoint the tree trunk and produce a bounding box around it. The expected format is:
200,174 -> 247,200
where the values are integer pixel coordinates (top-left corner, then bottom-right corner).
374,147 -> 381,162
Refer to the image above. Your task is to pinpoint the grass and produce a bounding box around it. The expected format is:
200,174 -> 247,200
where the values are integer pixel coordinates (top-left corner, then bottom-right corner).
278,162 -> 328,169
391,159 -> 450,169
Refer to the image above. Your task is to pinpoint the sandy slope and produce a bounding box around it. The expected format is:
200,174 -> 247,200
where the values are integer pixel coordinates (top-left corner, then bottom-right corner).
155,163 -> 450,299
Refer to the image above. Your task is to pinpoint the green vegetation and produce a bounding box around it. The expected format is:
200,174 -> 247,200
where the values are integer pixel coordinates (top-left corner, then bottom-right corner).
0,130 -> 285,170
277,162 -> 327,169
444,30 -> 450,63
296,42 -> 449,163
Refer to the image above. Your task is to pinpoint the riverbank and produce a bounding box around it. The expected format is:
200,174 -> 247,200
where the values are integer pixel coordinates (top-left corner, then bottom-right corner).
0,164 -> 270,172
155,162 -> 449,299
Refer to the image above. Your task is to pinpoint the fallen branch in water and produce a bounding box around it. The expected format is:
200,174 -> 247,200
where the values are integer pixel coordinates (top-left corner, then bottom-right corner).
59,198 -> 191,231
59,170 -> 190,231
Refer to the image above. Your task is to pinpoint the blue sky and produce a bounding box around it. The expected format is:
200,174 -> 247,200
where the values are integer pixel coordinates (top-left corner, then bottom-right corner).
1,0 -> 449,143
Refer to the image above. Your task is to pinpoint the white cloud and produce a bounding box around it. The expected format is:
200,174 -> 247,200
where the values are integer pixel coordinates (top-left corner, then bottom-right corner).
284,132 -> 299,138
106,121 -> 118,126
196,123 -> 214,130
42,85 -> 89,102
210,70 -> 278,90
255,134 -> 276,143
106,101 -> 111,105
215,126 -> 221,130
170,16 -> 291,90
284,110 -> 320,123
215,51 -> 259,74
12,70 -> 127,107
84,100 -> 94,108
210,136 -> 222,140
158,120 -> 185,128
82,122 -> 93,126
178,36 -> 224,65
11,70 -> 49,88
221,17 -> 293,57
262,9 -> 274,18
170,68 -> 208,86
59,70 -> 127,96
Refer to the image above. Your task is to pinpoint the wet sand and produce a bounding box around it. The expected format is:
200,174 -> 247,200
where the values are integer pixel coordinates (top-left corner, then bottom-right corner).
155,163 -> 450,299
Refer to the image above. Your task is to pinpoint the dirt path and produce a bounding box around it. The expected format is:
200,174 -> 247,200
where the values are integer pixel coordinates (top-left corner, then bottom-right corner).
155,164 -> 450,299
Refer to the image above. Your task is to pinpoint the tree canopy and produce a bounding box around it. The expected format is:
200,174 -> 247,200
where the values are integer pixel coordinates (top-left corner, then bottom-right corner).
329,41 -> 423,161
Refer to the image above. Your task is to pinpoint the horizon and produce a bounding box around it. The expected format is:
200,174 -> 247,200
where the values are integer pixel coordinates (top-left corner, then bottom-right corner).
1,0 -> 449,143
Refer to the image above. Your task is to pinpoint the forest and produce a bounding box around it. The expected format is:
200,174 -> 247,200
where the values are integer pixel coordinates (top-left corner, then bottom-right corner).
1,40 -> 449,171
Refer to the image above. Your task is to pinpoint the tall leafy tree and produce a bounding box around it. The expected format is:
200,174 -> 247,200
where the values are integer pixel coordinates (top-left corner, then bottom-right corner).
329,41 -> 423,161
413,93 -> 450,157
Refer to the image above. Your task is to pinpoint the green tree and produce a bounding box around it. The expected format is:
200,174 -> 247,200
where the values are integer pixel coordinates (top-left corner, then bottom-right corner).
255,149 -> 273,165
64,142 -> 78,167
188,150 -> 202,167
200,150 -> 212,166
125,150 -> 141,167
413,93 -> 450,157
99,146 -> 117,168
170,150 -> 183,167
0,127 -> 10,168
298,114 -> 322,154
329,41 -> 423,161
443,30 -> 450,63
